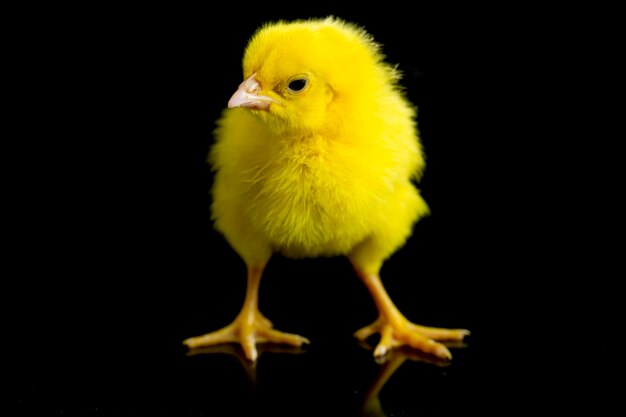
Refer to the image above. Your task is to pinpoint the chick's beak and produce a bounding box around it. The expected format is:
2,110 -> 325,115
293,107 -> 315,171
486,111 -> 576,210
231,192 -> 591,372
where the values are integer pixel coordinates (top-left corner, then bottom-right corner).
228,73 -> 279,110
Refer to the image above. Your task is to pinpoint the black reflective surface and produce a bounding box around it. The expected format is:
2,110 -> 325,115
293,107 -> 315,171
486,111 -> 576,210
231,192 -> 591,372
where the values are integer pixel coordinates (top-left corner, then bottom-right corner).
12,305 -> 484,416
8,4 -> 617,416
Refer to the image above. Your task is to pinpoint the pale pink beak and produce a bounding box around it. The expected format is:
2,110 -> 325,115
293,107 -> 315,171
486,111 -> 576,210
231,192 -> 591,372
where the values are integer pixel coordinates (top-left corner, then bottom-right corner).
228,73 -> 279,110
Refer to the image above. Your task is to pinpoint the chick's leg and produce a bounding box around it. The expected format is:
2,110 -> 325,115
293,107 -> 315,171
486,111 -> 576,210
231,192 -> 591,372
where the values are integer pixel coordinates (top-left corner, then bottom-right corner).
353,267 -> 470,360
183,264 -> 309,362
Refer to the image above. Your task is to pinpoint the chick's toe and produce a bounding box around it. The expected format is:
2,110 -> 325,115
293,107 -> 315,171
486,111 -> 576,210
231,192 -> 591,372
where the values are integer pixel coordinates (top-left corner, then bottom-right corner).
184,314 -> 309,362
355,317 -> 470,360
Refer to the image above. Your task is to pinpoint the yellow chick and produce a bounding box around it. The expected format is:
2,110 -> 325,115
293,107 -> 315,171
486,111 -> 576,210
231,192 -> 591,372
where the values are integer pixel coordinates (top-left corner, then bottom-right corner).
184,17 -> 469,361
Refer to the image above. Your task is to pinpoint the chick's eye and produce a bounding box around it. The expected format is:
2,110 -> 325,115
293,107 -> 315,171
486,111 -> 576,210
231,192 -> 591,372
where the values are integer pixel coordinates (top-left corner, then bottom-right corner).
287,78 -> 307,92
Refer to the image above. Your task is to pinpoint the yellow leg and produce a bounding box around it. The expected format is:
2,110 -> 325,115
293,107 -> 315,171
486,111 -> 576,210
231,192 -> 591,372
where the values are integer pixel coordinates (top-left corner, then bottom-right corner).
183,264 -> 310,362
354,268 -> 470,360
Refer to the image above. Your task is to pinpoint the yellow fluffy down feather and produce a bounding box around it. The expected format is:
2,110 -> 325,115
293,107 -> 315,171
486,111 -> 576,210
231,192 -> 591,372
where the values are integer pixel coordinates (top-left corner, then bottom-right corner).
210,17 -> 428,272
184,16 -> 469,362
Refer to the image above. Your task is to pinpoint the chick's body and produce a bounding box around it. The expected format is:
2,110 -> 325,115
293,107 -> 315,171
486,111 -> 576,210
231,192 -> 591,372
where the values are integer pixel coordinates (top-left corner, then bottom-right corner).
184,17 -> 469,361
212,90 -> 426,262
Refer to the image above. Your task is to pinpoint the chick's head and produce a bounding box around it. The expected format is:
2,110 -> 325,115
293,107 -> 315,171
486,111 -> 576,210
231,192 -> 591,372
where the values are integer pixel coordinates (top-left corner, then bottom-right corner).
228,17 -> 398,135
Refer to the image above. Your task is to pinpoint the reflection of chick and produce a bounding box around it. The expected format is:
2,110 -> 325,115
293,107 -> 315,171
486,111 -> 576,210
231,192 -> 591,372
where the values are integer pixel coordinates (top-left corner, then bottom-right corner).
183,17 -> 469,361
357,340 -> 463,416
359,348 -> 448,417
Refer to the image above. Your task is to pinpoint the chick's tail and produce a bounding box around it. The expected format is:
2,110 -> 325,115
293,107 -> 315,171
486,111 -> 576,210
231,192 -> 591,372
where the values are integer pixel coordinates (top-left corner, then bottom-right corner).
183,264 -> 310,362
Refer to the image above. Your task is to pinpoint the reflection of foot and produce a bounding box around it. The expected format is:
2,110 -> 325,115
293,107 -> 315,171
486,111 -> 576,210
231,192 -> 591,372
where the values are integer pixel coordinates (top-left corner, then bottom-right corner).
185,343 -> 307,387
185,343 -> 308,359
360,351 -> 408,417
358,341 -> 465,417
183,310 -> 310,362
354,316 -> 470,360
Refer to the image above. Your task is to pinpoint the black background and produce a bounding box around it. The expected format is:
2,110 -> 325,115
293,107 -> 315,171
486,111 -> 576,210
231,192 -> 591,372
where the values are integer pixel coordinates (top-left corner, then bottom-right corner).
7,4 -> 617,416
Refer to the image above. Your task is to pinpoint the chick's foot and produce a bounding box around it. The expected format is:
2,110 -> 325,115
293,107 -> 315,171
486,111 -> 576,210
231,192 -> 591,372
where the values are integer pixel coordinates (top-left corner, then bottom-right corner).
354,317 -> 470,360
183,311 -> 310,362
